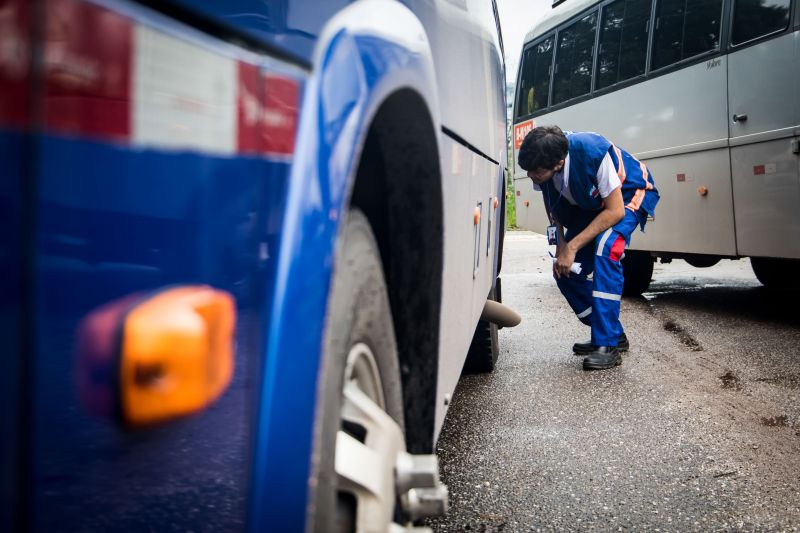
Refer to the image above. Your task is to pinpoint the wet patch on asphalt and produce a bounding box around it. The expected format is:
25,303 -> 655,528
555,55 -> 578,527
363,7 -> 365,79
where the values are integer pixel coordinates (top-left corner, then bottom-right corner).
639,295 -> 704,352
754,376 -> 800,389
720,371 -> 742,391
761,415 -> 788,427
662,319 -> 704,351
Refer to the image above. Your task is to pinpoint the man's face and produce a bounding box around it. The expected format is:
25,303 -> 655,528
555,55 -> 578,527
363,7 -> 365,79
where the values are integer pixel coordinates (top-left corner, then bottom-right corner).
527,160 -> 565,186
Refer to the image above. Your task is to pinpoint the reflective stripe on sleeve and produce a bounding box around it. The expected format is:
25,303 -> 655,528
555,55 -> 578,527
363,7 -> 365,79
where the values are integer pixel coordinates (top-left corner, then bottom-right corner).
639,162 -> 654,190
576,307 -> 592,319
612,145 -> 626,183
626,188 -> 645,211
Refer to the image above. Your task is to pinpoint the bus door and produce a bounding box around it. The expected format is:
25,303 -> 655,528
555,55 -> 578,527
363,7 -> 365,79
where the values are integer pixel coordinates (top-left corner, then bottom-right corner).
727,0 -> 800,258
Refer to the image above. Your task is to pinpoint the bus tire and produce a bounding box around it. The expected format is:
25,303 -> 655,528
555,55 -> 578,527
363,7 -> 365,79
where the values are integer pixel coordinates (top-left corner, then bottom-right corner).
462,287 -> 499,374
312,209 -> 405,533
621,250 -> 654,296
751,257 -> 800,290
684,254 -> 720,268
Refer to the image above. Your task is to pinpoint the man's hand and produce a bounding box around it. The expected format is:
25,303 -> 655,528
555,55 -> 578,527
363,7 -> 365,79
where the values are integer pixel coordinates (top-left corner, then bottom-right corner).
560,187 -> 626,270
554,241 -> 577,278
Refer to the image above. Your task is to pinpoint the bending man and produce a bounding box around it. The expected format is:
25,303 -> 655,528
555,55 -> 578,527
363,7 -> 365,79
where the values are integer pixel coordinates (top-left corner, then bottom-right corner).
518,126 -> 659,370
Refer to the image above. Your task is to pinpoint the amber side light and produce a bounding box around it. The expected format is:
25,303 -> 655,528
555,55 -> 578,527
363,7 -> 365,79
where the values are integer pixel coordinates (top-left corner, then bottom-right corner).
119,286 -> 236,426
76,286 -> 236,427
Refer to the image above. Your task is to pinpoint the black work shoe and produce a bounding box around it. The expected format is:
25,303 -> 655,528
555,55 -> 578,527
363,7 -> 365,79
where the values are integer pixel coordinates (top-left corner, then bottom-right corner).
583,346 -> 622,370
573,332 -> 629,355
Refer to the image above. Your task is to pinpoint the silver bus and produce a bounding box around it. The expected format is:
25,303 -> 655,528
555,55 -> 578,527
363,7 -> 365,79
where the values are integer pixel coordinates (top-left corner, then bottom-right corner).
512,0 -> 799,294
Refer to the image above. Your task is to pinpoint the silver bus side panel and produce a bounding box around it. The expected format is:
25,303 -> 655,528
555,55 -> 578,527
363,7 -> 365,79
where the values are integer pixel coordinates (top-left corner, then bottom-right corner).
514,58 -> 737,256
728,31 -> 800,259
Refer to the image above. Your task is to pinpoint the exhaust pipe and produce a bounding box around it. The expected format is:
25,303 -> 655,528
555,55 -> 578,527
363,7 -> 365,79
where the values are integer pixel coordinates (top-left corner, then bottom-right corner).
480,299 -> 521,328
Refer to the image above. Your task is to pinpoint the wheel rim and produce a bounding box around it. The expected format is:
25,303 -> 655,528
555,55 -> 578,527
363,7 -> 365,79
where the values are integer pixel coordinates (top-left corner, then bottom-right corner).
334,343 -> 406,532
343,342 -> 385,411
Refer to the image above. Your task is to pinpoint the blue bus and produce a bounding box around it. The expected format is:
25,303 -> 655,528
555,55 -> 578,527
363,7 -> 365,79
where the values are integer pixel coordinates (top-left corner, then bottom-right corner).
0,0 -> 509,531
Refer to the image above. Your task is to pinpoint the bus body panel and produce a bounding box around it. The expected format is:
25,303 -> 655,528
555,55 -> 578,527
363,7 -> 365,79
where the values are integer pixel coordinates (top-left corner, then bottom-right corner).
159,0 -> 350,65
634,148 -> 737,255
512,0 -> 799,263
5,1 -> 304,529
514,58 -> 737,256
729,30 -> 800,259
32,137 -> 287,532
5,0 -> 506,529
408,0 -> 507,166
0,130 -> 25,529
435,137 -> 504,438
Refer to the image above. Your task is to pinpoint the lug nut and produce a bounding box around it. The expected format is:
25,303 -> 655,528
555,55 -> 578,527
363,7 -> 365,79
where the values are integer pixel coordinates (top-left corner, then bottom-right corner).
401,486 -> 449,521
396,452 -> 440,493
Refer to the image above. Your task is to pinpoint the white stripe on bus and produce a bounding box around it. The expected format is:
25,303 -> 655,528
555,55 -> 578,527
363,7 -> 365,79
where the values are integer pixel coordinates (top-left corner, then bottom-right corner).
133,25 -> 237,155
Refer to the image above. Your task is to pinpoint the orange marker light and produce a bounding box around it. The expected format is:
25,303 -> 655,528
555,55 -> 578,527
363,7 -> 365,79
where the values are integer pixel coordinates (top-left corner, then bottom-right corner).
698,186 -> 709,197
120,286 -> 236,426
524,200 -> 530,207
76,286 -> 236,428
474,206 -> 481,225
493,197 -> 499,209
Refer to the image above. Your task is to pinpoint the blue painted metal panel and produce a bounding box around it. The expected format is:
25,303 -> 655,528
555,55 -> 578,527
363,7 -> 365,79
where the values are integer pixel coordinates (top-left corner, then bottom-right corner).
30,135 -> 290,531
0,131 -> 25,529
164,0 -> 351,64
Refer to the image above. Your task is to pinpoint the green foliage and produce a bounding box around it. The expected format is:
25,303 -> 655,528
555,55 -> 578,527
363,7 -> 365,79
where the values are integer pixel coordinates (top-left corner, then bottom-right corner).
505,125 -> 517,229
506,170 -> 517,229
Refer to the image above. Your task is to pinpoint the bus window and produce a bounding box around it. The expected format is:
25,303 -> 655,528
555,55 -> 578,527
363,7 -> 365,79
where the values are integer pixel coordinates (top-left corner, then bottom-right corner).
596,0 -> 650,90
651,0 -> 722,70
731,0 -> 791,45
552,12 -> 597,105
515,36 -> 554,118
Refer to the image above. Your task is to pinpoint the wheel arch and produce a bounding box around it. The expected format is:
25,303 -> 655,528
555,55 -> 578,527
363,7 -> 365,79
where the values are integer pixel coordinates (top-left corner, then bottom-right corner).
350,89 -> 443,454
249,2 -> 444,530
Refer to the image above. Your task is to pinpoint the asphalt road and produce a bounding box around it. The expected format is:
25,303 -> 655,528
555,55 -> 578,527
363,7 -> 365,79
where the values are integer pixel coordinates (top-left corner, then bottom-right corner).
428,231 -> 800,532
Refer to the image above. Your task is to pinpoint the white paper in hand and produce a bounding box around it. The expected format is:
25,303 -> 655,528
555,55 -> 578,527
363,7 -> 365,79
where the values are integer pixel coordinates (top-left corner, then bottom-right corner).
551,256 -> 582,274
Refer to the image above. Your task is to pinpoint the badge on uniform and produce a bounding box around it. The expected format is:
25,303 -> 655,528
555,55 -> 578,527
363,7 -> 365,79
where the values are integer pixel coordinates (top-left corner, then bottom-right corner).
546,225 -> 557,245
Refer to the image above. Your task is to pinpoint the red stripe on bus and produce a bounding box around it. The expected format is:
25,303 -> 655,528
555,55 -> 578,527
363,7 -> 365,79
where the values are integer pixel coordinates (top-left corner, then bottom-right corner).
0,0 -> 31,127
262,74 -> 299,156
43,0 -> 132,141
237,62 -> 262,153
238,66 -> 299,156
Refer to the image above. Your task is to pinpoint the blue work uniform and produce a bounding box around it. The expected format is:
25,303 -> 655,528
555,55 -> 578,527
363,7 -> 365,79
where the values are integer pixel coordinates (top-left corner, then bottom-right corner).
540,132 -> 660,347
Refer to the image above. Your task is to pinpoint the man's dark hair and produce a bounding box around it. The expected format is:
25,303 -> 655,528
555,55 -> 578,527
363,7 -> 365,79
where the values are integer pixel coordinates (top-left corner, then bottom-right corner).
517,125 -> 568,171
